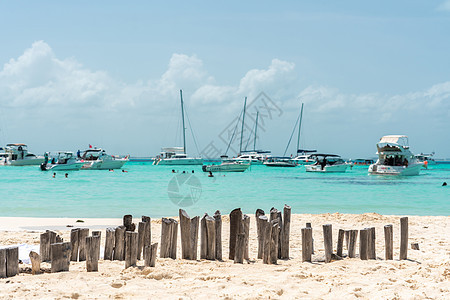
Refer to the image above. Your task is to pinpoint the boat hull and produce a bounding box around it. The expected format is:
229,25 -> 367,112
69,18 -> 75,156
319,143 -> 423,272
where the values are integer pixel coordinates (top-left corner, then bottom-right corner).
368,164 -> 421,176
202,163 -> 250,172
264,162 -> 297,167
154,158 -> 203,165
9,157 -> 45,166
41,162 -> 84,171
82,159 -> 128,170
305,164 -> 348,173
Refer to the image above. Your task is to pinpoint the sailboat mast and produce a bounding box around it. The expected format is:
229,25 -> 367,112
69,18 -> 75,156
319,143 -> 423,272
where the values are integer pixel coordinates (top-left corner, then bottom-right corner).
239,97 -> 247,155
253,111 -> 259,151
180,89 -> 186,154
296,103 -> 304,154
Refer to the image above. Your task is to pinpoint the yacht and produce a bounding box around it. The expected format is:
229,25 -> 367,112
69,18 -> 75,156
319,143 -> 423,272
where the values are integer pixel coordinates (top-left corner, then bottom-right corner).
3,144 -> 44,166
305,154 -> 349,173
232,150 -> 271,165
368,135 -> 421,176
153,90 -> 203,166
202,161 -> 250,172
40,151 -> 84,171
80,148 -> 129,170
291,150 -> 317,165
264,157 -> 297,167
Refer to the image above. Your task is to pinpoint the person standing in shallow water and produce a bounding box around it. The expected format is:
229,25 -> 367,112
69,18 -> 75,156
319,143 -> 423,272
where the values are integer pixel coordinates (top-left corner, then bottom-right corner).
65,173 -> 68,178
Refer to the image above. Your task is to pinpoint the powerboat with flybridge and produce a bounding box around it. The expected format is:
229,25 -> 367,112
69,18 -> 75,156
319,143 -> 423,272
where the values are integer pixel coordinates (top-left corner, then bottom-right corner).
305,154 -> 349,173
80,148 -> 129,170
153,90 -> 203,166
2,143 -> 44,166
264,157 -> 297,167
40,151 -> 84,171
368,135 -> 421,176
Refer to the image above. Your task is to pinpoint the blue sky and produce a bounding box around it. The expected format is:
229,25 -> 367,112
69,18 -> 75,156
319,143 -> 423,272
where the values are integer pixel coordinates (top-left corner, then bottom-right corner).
0,1 -> 449,158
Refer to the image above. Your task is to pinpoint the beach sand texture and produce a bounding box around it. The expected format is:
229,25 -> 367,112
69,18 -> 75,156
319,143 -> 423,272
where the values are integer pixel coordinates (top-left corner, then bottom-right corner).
0,213 -> 449,299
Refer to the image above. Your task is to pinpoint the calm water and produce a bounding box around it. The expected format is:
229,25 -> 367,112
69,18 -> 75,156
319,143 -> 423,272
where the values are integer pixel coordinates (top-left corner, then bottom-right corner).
0,162 -> 449,218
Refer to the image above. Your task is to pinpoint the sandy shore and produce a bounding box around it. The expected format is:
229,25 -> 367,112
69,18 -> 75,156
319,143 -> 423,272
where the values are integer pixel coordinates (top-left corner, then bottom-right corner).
0,213 -> 449,299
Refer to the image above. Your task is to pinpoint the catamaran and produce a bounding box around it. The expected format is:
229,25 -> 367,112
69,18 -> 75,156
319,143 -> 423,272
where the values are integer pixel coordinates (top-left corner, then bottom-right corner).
368,135 -> 421,176
153,90 -> 203,166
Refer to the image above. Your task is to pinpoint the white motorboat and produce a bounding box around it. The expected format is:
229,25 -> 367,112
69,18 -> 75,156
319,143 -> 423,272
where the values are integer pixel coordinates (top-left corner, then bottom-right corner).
40,151 -> 84,171
3,144 -> 44,166
80,148 -> 129,170
368,135 -> 421,176
291,151 -> 317,165
232,151 -> 270,165
305,154 -> 349,173
415,153 -> 437,168
202,161 -> 250,172
153,90 -> 203,166
264,157 -> 297,167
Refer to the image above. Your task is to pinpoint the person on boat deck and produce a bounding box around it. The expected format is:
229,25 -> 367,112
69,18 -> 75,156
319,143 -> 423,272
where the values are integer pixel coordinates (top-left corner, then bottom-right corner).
320,158 -> 327,170
51,157 -> 56,164
44,152 -> 49,164
77,150 -> 81,158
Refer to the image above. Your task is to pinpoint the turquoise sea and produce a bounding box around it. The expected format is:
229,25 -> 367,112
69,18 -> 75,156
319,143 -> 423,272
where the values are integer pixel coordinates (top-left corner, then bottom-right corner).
0,162 -> 449,218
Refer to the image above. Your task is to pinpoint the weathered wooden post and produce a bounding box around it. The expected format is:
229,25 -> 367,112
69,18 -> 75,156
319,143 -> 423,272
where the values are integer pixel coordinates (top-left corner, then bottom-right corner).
144,243 -> 158,267
137,222 -> 145,260
214,210 -> 222,260
262,218 -> 271,264
368,227 -> 376,259
255,209 -> 265,259
323,224 -> 333,263
86,236 -> 100,272
70,228 -> 79,261
400,217 -> 408,260
50,242 -> 71,273
306,222 -> 314,254
104,227 -> 115,260
40,230 -> 57,262
190,216 -> 199,260
125,231 -> 138,268
301,227 -> 312,262
345,230 -> 350,250
29,251 -> 41,275
123,214 -> 135,232
142,216 -> 151,257
0,249 -> 6,278
113,226 -> 126,261
243,214 -> 250,260
229,208 -> 242,260
348,229 -> 358,258
270,207 -> 283,259
160,218 -> 172,258
270,220 -> 279,264
78,228 -> 89,261
384,225 -> 393,260
206,215 -> 216,260
180,209 -> 192,259
169,219 -> 178,259
6,247 -> 19,277
359,228 -> 369,260
234,234 -> 245,264
281,204 -> 291,259
336,229 -> 345,258
92,231 -> 101,237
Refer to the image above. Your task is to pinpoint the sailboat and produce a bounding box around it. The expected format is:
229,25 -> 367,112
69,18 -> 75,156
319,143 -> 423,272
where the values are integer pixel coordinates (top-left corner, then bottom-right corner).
290,103 -> 317,165
153,90 -> 203,166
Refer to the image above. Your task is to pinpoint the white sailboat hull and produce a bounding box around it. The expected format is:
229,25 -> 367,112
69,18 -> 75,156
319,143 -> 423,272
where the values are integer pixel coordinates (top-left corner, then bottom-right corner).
154,158 -> 203,165
305,164 -> 348,173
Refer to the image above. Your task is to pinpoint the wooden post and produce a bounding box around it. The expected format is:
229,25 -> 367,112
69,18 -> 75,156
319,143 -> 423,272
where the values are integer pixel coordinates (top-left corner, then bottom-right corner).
306,222 -> 314,254
336,229 -> 345,258
206,215 -> 216,260
169,218 -> 178,259
229,208 -> 242,260
348,229 -> 358,258
29,251 -> 41,275
301,227 -> 312,262
213,210 -> 222,261
142,216 -> 151,258
160,218 -> 171,258
123,214 -> 135,231
70,228 -> 79,261
200,214 -> 207,259
113,226 -> 126,261
359,229 -> 369,260
92,231 -> 101,237
384,225 -> 393,260
137,222 -> 145,260
104,227 -> 115,261
345,230 -> 350,250
40,230 -> 57,262
179,209 -> 193,259
0,249 -> 6,278
270,208 -> 283,259
262,218 -> 271,264
255,209 -> 265,259
270,220 -> 279,264
243,214 -> 250,260
50,242 -> 71,273
281,205 -> 291,259
190,216 -> 199,260
234,234 -> 245,263
6,247 -> 19,277
125,231 -> 138,268
323,224 -> 333,263
400,217 -> 408,260
78,228 -> 89,262
368,227 -> 376,259
86,236 -> 100,272
144,243 -> 158,267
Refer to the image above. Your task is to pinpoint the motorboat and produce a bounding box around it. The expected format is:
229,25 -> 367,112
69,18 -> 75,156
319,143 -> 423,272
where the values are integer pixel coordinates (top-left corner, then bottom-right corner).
3,144 -> 44,166
349,159 -> 375,166
264,157 -> 297,167
305,154 -> 349,173
40,151 -> 84,171
232,150 -> 271,165
368,135 -> 421,176
291,151 -> 317,165
80,148 -> 129,170
153,90 -> 203,166
202,161 -> 250,172
415,153 -> 437,168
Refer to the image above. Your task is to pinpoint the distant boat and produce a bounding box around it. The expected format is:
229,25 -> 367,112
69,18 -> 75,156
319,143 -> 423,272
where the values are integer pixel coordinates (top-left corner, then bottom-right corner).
40,151 -> 84,171
305,154 -> 348,173
2,143 -> 44,166
264,157 -> 297,167
202,161 -> 250,172
349,158 -> 375,166
153,90 -> 203,166
368,135 -> 421,176
80,148 -> 128,170
415,153 -> 436,168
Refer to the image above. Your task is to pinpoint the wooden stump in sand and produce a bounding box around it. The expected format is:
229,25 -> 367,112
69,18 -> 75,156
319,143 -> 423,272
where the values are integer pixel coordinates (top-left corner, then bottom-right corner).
51,242 -> 71,273
179,209 -> 199,260
0,248 -> 6,278
301,227 -> 312,262
144,243 -> 158,267
213,210 -> 222,261
29,251 -> 41,275
384,225 -> 393,260
104,227 -> 115,261
359,228 -> 369,260
229,208 -> 242,260
400,217 -> 408,260
113,226 -> 126,261
280,204 -> 291,259
348,230 -> 358,258
40,230 -> 57,262
323,224 -> 333,263
78,228 -> 89,262
368,227 -> 376,260
255,209 -> 265,259
6,247 -> 19,277
125,231 -> 138,268
70,228 -> 79,261
336,229 -> 345,258
86,236 -> 101,272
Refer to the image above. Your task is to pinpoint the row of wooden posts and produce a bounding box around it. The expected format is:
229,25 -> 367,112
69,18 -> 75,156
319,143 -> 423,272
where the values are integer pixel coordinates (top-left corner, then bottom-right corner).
1,207 -> 412,277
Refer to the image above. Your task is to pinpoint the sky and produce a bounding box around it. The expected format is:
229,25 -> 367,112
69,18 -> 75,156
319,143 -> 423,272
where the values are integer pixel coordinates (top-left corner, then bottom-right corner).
0,1 -> 449,158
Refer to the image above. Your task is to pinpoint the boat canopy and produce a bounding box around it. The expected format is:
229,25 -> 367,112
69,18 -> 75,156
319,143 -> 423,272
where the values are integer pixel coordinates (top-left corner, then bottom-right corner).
241,150 -> 271,154
161,147 -> 184,153
379,135 -> 409,147
297,149 -> 317,154
6,143 -> 27,147
311,154 -> 341,157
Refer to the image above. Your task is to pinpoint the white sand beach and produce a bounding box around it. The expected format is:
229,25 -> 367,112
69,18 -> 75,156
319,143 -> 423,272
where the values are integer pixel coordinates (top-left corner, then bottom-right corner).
0,213 -> 449,299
